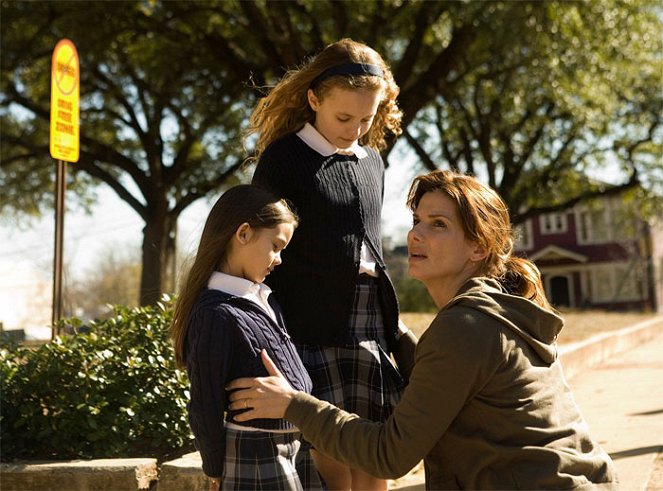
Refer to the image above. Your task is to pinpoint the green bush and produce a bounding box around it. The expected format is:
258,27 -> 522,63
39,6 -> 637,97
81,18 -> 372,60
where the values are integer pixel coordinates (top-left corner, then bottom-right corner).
0,298 -> 194,462
395,275 -> 438,313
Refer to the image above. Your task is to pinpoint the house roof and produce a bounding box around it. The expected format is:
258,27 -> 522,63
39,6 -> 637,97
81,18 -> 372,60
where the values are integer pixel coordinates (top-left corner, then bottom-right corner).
528,245 -> 588,263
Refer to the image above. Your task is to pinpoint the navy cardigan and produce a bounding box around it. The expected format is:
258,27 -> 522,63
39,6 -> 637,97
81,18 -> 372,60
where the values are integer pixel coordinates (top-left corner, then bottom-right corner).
184,288 -> 312,477
252,132 -> 400,349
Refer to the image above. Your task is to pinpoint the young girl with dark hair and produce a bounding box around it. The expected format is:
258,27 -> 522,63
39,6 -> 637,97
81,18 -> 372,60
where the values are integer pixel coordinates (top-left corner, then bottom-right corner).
170,184 -> 312,491
246,38 -> 416,490
227,170 -> 618,490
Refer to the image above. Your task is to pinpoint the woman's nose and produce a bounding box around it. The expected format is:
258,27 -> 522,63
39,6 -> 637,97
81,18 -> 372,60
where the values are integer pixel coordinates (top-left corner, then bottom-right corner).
274,252 -> 282,265
407,226 -> 421,243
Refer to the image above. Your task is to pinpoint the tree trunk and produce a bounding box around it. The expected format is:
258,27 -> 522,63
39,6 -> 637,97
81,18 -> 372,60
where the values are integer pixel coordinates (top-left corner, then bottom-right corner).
139,207 -> 170,306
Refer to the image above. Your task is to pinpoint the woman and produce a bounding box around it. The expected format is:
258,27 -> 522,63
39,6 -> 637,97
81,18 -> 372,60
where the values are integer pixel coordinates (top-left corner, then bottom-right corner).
246,38 -> 416,490
226,170 -> 618,489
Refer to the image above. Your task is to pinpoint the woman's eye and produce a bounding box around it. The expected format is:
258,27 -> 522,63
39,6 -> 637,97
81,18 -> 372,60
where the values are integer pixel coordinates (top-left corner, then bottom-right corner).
434,220 -> 446,228
412,217 -> 420,226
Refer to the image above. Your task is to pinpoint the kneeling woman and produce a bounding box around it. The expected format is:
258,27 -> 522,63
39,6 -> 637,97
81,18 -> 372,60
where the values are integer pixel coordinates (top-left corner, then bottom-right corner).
226,170 -> 618,490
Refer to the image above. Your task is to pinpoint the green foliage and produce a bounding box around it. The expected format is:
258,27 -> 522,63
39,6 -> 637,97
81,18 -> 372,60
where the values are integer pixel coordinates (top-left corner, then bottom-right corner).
0,298 -> 194,461
394,275 -> 437,313
404,1 -> 662,221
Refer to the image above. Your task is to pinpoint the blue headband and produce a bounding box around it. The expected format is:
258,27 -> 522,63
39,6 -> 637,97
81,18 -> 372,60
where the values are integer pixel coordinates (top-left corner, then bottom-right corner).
310,63 -> 384,88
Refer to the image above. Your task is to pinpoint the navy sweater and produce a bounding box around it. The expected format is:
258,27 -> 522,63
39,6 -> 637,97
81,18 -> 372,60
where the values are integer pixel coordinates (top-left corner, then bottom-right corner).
184,288 -> 312,477
252,132 -> 400,348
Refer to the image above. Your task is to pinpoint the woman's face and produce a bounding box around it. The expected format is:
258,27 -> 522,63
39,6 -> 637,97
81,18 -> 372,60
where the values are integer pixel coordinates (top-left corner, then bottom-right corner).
307,86 -> 382,149
407,191 -> 483,288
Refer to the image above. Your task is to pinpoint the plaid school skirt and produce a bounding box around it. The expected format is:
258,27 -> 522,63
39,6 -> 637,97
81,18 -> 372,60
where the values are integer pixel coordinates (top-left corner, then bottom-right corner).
298,275 -> 404,423
222,425 -> 303,491
294,276 -> 405,489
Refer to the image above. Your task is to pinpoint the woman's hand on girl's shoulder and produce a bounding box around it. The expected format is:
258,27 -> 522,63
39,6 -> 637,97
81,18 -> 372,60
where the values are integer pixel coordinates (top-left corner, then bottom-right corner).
226,350 -> 298,420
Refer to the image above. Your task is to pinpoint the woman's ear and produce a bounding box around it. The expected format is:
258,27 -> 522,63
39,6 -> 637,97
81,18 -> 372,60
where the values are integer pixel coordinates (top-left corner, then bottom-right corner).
469,242 -> 488,263
235,222 -> 254,245
307,89 -> 319,111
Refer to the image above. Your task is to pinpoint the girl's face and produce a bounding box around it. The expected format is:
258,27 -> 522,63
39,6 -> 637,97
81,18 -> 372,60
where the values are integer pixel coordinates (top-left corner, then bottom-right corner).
407,191 -> 483,289
230,222 -> 295,284
307,86 -> 382,149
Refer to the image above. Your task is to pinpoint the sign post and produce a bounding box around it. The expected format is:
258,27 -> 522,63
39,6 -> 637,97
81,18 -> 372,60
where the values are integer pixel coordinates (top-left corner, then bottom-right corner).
50,39 -> 79,338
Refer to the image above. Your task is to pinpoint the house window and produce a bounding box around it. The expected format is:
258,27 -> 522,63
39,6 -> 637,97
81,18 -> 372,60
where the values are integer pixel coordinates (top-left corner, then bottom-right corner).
593,268 -> 614,302
514,220 -> 533,250
539,213 -> 567,235
590,264 -> 644,303
612,208 -> 639,241
613,265 -> 641,300
576,208 -> 610,244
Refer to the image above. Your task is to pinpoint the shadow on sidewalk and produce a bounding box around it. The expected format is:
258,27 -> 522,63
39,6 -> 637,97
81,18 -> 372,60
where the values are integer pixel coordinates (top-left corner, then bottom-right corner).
630,408 -> 663,417
610,445 -> 663,460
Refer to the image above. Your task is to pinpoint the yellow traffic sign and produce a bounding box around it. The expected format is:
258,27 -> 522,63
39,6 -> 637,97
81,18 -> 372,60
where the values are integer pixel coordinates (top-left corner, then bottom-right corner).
50,39 -> 79,162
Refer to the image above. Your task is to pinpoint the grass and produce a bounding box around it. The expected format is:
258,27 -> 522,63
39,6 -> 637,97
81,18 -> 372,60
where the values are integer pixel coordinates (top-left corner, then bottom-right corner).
401,309 -> 656,345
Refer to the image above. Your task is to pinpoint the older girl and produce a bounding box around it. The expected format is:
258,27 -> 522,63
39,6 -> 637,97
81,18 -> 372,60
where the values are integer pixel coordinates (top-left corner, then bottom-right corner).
246,38 -> 415,490
228,170 -> 618,490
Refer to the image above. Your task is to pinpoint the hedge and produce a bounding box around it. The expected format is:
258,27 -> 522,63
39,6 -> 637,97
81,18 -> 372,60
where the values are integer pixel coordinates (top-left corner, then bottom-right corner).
0,298 -> 194,462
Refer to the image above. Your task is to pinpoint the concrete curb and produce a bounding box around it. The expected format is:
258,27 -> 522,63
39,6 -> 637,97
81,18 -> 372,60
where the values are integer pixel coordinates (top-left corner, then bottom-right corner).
559,316 -> 663,380
0,458 -> 157,490
157,452 -> 208,491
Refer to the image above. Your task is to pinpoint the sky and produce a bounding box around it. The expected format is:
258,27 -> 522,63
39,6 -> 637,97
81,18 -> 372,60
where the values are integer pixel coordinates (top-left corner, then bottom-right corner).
0,152 -> 421,337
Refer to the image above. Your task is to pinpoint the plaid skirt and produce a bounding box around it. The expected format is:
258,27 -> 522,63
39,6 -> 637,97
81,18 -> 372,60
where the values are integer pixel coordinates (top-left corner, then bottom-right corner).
297,275 -> 404,421
222,426 -> 303,491
294,276 -> 405,489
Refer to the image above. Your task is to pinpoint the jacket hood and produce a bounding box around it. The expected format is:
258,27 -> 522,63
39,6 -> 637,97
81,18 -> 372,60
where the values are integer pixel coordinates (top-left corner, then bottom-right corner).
445,277 -> 563,364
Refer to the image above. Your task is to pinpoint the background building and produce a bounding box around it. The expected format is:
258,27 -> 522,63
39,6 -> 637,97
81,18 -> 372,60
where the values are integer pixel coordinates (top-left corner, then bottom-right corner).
514,194 -> 663,312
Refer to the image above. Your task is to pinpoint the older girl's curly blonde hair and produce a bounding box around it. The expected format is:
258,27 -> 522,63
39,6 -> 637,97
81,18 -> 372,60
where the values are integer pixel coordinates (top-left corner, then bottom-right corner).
246,38 -> 402,158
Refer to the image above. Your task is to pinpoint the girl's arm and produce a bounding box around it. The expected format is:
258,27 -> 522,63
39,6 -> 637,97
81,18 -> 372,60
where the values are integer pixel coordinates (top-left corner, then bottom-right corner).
228,312 -> 501,479
187,307 -> 234,479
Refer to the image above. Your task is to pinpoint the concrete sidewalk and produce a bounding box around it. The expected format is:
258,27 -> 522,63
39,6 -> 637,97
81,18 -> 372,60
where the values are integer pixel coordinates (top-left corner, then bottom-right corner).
391,320 -> 663,490
568,330 -> 663,491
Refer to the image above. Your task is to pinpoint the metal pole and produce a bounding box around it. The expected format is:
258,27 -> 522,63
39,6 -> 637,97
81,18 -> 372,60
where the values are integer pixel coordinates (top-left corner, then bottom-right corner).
51,159 -> 66,338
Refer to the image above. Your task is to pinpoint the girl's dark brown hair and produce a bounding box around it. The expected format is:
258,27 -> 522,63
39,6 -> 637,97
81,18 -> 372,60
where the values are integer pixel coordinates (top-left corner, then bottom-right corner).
170,184 -> 298,368
406,170 -> 552,310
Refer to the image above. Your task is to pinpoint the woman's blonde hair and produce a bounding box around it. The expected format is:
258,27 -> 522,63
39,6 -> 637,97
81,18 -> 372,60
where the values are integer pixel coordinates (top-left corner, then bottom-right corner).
170,184 -> 298,369
406,170 -> 553,310
246,38 -> 402,158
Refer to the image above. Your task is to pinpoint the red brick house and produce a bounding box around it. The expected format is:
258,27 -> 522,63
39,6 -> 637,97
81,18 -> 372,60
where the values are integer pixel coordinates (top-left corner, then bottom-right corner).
514,195 -> 663,312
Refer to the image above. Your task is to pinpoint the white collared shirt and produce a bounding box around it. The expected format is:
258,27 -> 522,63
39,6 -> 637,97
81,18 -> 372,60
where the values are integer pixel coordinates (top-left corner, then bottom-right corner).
297,122 -> 368,158
207,271 -> 277,323
296,123 -> 379,278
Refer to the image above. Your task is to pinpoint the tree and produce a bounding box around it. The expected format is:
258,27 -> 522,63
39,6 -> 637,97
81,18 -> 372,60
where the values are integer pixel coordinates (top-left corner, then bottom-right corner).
65,245 -> 141,320
2,0 -> 660,305
402,1 -> 662,223
1,1 -> 248,304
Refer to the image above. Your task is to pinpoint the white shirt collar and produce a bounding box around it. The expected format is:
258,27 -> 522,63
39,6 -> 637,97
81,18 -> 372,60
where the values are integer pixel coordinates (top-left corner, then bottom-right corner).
297,123 -> 368,159
207,271 -> 276,322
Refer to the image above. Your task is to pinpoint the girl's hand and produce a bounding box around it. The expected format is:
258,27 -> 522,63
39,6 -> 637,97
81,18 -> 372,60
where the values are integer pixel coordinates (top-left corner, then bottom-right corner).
226,350 -> 298,420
